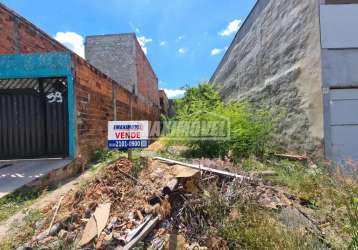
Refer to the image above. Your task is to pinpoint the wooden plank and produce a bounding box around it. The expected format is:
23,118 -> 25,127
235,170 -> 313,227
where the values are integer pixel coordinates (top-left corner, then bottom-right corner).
154,157 -> 250,181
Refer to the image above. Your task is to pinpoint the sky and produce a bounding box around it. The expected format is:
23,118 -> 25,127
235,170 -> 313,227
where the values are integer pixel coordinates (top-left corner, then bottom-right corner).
1,0 -> 256,98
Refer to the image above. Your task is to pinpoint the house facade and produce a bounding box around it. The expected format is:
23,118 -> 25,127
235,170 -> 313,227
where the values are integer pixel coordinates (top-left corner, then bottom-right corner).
0,3 -> 160,162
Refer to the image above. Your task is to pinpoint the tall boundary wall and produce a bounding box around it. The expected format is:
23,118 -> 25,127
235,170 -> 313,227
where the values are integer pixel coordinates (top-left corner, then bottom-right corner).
210,0 -> 324,154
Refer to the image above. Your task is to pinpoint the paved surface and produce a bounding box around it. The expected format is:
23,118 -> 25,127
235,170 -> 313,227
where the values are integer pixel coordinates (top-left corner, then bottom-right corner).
0,159 -> 71,198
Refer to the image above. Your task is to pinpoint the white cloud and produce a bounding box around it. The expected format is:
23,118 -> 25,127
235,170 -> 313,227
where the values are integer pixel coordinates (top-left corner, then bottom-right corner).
135,28 -> 141,34
211,48 -> 222,56
54,32 -> 85,58
137,36 -> 153,55
219,19 -> 242,36
163,88 -> 186,99
176,35 -> 184,42
159,41 -> 167,47
178,48 -> 186,54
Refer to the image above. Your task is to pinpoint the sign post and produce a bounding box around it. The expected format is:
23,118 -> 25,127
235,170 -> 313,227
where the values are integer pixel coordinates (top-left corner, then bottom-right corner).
108,121 -> 149,160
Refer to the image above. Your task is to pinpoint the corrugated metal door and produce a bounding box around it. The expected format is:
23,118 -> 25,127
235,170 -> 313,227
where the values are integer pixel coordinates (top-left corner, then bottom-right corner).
0,78 -> 68,159
330,89 -> 358,163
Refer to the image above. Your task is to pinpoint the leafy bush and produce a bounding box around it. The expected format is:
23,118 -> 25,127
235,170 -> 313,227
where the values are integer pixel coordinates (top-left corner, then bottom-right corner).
170,83 -> 276,159
174,83 -> 222,120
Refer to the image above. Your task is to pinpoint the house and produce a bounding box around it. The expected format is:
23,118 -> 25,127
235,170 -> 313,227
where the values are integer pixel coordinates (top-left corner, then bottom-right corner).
0,3 -> 160,162
210,0 -> 358,173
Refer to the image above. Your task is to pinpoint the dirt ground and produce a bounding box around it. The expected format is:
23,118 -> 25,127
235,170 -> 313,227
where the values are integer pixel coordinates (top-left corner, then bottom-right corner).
1,153 -> 344,250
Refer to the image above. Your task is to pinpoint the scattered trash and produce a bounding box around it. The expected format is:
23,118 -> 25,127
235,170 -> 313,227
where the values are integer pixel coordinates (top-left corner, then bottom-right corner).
79,214 -> 98,246
47,195 -> 64,236
154,156 -> 251,181
22,156 -> 325,250
94,203 -> 111,236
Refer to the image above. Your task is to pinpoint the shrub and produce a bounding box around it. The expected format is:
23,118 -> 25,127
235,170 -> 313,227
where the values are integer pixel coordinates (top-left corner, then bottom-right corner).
169,83 -> 276,159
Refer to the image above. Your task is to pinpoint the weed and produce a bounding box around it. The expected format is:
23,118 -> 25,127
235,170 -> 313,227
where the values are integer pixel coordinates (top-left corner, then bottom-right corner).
90,148 -> 117,163
202,186 -> 320,250
241,157 -> 268,171
0,186 -> 44,222
132,241 -> 145,250
347,196 -> 358,250
130,158 -> 144,178
168,83 -> 280,159
0,209 -> 42,250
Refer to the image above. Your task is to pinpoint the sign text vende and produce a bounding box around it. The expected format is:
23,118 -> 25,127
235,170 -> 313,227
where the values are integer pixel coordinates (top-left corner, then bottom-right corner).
108,121 -> 149,149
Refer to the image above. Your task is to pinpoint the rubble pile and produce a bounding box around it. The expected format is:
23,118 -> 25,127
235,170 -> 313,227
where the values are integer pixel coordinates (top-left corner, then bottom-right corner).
17,156 -> 325,250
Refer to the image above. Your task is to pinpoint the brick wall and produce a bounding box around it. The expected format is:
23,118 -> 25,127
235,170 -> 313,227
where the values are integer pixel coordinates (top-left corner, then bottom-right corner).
135,39 -> 159,107
0,3 -> 161,162
74,57 -> 114,160
73,56 -> 160,161
0,4 -> 65,54
159,90 -> 169,116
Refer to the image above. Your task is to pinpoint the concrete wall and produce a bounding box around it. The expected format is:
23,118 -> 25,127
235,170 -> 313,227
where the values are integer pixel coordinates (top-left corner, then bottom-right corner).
85,34 -> 137,93
210,0 -> 323,153
86,34 -> 160,113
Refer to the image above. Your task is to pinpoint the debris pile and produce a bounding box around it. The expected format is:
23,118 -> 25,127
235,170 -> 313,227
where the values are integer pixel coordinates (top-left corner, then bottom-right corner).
18,156 -> 326,250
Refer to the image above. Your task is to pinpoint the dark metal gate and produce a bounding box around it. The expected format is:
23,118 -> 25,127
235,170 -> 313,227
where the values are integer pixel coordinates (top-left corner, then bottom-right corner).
0,78 -> 68,159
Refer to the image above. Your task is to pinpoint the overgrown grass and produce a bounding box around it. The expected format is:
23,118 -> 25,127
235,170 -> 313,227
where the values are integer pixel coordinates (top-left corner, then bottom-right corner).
90,148 -> 118,163
0,209 -> 42,250
218,207 -> 319,250
347,196 -> 358,250
240,157 -> 358,249
0,186 -> 44,222
202,184 -> 320,250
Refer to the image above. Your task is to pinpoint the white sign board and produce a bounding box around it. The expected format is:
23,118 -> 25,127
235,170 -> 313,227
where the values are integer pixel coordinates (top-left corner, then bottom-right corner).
108,121 -> 149,149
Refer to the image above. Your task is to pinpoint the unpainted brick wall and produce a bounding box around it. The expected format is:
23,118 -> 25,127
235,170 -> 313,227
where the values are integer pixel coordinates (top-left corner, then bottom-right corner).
135,39 -> 159,107
159,90 -> 169,115
74,57 -> 115,161
0,3 -> 161,162
74,56 -> 160,161
0,4 -> 65,54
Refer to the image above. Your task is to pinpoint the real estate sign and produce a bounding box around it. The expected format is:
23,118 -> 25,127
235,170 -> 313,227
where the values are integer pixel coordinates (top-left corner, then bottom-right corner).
108,121 -> 149,149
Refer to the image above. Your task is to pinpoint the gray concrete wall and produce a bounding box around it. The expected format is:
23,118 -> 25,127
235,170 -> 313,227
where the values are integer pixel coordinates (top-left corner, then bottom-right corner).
85,33 -> 137,93
210,0 -> 323,153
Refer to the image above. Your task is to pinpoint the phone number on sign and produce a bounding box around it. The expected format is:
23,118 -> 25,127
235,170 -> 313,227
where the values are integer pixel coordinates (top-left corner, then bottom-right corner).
108,140 -> 148,149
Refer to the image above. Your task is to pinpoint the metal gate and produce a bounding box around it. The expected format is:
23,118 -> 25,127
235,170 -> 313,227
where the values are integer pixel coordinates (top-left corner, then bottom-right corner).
0,78 -> 68,159
329,88 -> 358,163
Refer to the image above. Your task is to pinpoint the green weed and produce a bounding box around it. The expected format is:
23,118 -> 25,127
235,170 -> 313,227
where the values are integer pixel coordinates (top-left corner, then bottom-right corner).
90,148 -> 117,163
0,186 -> 44,222
169,83 -> 278,159
0,209 -> 42,250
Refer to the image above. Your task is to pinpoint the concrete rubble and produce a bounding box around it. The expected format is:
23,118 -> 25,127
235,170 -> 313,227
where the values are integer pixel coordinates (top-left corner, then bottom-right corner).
16,156 -> 328,250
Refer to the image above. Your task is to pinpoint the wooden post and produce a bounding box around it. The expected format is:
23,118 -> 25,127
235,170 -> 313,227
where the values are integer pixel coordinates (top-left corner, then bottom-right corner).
128,86 -> 135,161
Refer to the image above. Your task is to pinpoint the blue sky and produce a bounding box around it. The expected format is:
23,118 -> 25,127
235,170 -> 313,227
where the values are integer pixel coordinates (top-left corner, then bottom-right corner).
1,0 -> 256,98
